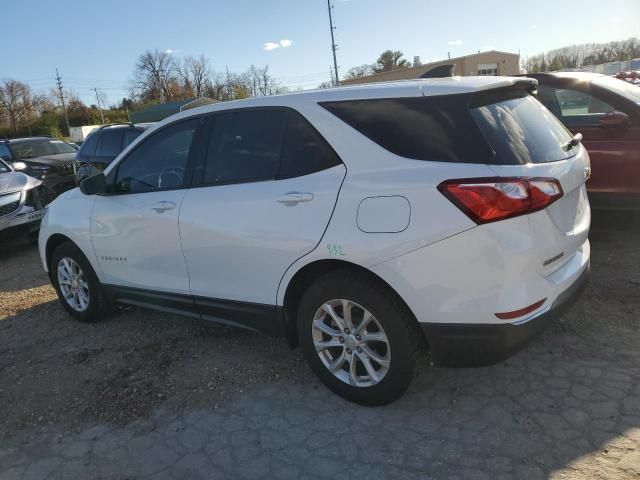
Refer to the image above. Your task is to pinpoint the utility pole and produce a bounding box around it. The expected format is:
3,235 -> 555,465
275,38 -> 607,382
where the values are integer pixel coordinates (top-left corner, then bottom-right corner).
55,69 -> 71,135
327,0 -> 340,86
94,88 -> 105,124
225,66 -> 232,100
158,69 -> 166,104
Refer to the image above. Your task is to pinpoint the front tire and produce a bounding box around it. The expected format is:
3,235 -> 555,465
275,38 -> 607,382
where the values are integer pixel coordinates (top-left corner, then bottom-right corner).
297,269 -> 421,406
51,241 -> 107,323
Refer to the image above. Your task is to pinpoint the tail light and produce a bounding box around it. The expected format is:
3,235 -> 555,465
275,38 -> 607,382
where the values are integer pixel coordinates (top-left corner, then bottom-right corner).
438,177 -> 563,224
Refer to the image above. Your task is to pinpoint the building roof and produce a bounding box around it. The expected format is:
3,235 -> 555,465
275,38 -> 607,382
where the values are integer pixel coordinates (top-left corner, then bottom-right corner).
342,50 -> 520,85
130,97 -> 217,123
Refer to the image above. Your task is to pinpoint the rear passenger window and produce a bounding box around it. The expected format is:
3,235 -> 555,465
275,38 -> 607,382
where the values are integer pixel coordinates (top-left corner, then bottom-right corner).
279,111 -> 341,179
78,132 -> 98,159
321,96 -> 494,164
204,110 -> 286,184
97,130 -> 124,157
123,129 -> 142,148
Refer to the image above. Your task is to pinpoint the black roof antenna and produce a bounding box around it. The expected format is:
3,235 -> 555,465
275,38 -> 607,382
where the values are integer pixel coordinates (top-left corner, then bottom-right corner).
420,64 -> 455,79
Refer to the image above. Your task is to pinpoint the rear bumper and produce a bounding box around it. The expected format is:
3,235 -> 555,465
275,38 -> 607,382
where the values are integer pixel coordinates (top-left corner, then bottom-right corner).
421,263 -> 589,367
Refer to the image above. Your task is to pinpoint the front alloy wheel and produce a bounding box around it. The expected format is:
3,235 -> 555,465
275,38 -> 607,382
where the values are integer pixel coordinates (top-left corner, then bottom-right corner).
57,257 -> 90,312
51,241 -> 107,323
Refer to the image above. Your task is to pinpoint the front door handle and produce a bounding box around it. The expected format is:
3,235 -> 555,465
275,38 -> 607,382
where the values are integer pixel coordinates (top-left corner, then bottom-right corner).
151,201 -> 176,213
276,192 -> 314,205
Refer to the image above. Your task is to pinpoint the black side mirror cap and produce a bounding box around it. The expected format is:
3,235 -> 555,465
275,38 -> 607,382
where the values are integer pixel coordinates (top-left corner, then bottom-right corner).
80,173 -> 107,195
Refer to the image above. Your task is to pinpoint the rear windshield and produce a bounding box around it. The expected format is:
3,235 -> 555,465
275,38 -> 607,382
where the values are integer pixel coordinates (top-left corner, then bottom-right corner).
321,89 -> 574,165
471,90 -> 575,164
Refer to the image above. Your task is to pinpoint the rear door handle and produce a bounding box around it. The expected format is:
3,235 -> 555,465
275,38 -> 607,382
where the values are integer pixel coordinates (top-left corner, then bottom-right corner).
276,192 -> 314,205
151,201 -> 176,213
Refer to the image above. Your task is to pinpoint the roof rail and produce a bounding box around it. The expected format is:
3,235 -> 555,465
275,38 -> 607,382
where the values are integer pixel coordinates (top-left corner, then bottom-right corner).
97,122 -> 137,130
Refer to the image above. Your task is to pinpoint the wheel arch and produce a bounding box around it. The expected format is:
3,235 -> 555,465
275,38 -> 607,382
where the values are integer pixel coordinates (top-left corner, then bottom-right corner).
280,258 -> 426,349
45,233 -> 82,277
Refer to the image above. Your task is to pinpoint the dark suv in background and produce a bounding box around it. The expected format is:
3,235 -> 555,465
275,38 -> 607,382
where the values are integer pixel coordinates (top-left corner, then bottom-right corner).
1,137 -> 78,203
76,123 -> 152,180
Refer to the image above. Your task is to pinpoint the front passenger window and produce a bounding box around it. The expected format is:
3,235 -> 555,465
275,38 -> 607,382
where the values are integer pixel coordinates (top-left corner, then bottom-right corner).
114,119 -> 199,194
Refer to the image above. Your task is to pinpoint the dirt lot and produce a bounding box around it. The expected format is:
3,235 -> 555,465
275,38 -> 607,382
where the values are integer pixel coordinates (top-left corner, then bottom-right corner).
0,212 -> 639,479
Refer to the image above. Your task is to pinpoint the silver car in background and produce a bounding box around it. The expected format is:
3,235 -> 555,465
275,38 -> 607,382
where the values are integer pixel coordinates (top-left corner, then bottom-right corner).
0,158 -> 45,241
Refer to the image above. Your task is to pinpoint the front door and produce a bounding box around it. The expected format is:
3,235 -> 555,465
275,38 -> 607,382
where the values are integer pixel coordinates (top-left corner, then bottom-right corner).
179,108 -> 345,330
91,118 -> 201,294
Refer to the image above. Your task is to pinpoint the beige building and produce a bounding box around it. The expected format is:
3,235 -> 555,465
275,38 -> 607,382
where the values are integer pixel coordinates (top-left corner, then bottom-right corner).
341,50 -> 520,85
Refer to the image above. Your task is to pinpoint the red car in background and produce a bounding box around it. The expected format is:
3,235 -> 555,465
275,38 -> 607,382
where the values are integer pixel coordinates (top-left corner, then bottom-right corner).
527,72 -> 640,210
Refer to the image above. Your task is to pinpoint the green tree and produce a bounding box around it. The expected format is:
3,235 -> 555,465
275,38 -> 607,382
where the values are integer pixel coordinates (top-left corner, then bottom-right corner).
374,50 -> 411,73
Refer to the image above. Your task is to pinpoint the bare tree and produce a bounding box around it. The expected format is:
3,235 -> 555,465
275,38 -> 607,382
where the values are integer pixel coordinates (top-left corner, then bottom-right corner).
344,64 -> 375,80
180,55 -> 210,98
0,80 -> 34,133
131,49 -> 179,103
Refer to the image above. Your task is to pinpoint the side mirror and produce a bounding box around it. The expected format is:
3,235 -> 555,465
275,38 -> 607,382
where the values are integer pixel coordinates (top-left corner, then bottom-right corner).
12,161 -> 27,171
599,110 -> 629,127
80,173 -> 107,195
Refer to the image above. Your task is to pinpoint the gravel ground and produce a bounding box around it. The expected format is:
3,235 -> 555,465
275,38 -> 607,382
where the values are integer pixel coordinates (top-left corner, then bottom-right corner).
0,212 -> 639,479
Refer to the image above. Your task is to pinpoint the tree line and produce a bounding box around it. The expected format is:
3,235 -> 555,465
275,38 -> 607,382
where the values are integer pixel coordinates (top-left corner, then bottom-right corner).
522,37 -> 640,73
2,39 -> 638,138
0,49 -> 288,138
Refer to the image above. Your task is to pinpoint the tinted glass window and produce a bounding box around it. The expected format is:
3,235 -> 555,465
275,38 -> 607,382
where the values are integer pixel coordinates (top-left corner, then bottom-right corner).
0,159 -> 9,173
279,111 -> 341,179
115,119 -> 198,194
97,130 -> 124,158
204,110 -> 286,184
123,129 -> 142,148
0,143 -> 13,162
471,92 -> 574,164
11,139 -> 76,158
78,132 -> 98,160
321,96 -> 494,163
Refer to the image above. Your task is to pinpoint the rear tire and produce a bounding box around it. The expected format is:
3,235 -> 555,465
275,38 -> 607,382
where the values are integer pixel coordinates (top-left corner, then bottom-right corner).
297,269 -> 421,405
51,241 -> 107,323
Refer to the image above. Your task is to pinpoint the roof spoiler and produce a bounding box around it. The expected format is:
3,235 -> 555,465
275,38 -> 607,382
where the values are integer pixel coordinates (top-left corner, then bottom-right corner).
420,64 -> 455,79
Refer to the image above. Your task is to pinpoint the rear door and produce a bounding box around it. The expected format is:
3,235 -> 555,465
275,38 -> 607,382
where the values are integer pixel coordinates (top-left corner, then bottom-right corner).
470,88 -> 590,273
179,108 -> 345,328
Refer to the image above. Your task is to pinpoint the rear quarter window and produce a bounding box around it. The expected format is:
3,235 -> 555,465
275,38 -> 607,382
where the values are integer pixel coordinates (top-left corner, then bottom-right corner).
321,95 -> 493,164
322,89 -> 574,165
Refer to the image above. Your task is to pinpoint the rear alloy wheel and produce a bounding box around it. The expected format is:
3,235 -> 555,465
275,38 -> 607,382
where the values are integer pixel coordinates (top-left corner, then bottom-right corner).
298,269 -> 421,405
312,299 -> 390,387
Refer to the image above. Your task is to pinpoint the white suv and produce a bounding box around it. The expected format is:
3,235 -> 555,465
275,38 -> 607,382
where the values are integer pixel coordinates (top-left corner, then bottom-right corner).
39,77 -> 591,405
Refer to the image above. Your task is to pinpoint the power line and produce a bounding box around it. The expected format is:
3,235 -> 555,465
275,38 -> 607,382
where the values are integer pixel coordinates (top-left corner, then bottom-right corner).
55,69 -> 71,135
327,0 -> 340,86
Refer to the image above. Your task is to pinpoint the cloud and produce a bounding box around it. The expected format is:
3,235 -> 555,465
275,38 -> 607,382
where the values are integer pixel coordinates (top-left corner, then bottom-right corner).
264,39 -> 293,51
608,17 -> 623,23
447,40 -> 463,46
164,49 -> 182,54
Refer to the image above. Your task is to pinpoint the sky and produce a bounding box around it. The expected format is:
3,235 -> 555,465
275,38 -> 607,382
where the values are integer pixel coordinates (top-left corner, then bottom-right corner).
2,0 -> 638,106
